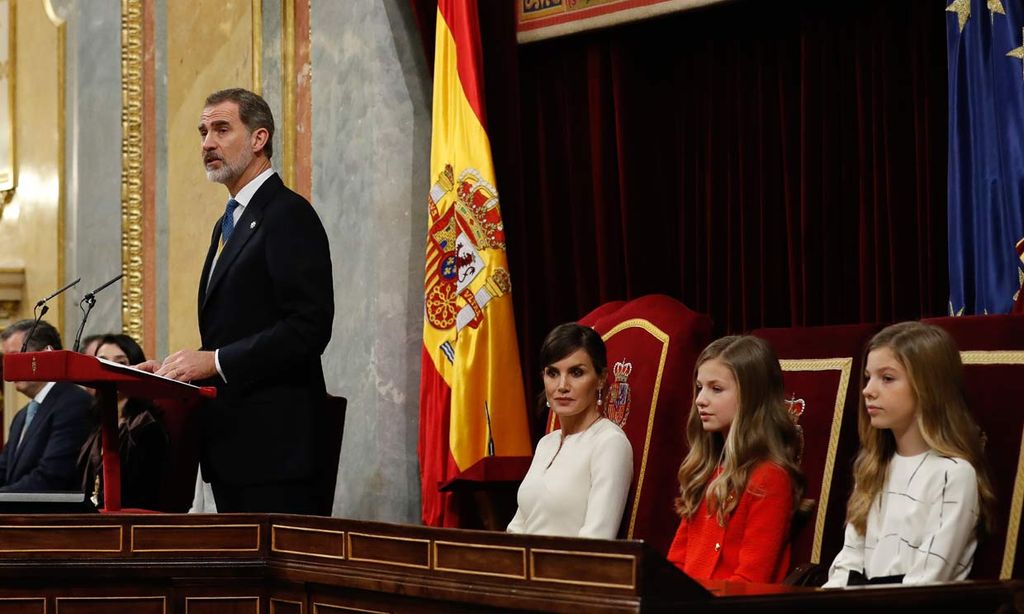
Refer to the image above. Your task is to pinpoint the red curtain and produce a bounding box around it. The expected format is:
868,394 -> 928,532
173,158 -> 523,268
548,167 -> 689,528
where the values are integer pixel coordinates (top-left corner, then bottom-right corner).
413,0 -> 948,435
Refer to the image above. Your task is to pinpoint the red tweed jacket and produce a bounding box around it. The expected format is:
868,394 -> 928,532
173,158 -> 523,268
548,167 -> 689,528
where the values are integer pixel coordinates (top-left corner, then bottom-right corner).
666,462 -> 794,583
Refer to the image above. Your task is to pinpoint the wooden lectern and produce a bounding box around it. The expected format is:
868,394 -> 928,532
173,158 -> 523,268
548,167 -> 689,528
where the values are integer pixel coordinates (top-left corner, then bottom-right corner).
2,350 -> 215,511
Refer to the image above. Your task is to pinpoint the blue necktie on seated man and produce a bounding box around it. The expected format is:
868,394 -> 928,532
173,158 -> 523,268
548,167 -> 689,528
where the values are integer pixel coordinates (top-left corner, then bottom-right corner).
221,198 -> 240,247
16,400 -> 40,452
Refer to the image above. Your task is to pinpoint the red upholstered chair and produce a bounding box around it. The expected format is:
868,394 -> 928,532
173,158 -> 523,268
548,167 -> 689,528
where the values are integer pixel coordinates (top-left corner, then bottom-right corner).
548,295 -> 713,554
751,323 -> 881,579
923,315 -> 1024,580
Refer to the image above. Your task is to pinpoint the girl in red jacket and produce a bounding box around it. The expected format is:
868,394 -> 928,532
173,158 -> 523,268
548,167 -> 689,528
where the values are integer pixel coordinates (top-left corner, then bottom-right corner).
667,335 -> 804,583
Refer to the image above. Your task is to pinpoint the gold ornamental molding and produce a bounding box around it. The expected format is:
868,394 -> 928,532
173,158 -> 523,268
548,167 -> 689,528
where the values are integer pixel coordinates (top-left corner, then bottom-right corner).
778,357 -> 852,564
251,0 -> 262,94
282,0 -> 296,187
121,0 -> 144,346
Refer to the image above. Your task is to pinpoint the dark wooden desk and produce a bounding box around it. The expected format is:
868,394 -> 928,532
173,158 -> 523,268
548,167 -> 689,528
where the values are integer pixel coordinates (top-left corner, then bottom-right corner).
0,514 -> 1017,613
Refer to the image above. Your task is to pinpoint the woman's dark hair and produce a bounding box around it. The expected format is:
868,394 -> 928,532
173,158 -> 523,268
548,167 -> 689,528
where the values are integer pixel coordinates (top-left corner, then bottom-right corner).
539,322 -> 608,374
537,323 -> 608,417
95,334 -> 147,365
92,333 -> 155,422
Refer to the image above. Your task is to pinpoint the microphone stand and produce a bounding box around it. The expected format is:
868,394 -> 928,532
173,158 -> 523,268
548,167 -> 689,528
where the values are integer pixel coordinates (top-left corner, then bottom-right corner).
72,273 -> 124,353
20,278 -> 81,352
72,294 -> 97,354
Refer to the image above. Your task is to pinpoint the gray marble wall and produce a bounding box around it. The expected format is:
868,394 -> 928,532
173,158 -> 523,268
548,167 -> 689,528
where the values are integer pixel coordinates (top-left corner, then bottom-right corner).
61,0 -> 124,343
313,0 -> 430,524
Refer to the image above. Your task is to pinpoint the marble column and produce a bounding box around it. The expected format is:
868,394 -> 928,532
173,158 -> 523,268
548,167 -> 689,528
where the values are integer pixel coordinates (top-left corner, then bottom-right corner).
312,0 -> 431,524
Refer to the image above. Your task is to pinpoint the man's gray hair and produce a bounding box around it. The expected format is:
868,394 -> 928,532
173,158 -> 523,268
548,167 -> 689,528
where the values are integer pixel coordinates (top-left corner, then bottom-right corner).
205,88 -> 275,159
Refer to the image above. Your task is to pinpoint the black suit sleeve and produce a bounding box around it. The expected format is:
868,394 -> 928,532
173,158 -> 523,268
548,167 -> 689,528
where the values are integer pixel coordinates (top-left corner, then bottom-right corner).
0,395 -> 91,492
217,199 -> 334,386
0,412 -> 21,487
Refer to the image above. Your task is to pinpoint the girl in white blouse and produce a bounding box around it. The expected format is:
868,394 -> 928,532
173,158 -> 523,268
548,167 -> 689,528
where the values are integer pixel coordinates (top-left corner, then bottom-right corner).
506,323 -> 633,539
824,322 -> 995,587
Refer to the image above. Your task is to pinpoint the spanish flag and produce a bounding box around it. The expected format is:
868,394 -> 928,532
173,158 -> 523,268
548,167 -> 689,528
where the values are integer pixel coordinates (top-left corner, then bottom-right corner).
419,0 -> 532,527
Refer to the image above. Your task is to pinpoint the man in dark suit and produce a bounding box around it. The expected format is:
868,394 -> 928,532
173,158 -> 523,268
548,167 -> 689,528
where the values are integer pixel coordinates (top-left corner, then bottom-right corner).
147,88 -> 334,514
0,320 -> 91,492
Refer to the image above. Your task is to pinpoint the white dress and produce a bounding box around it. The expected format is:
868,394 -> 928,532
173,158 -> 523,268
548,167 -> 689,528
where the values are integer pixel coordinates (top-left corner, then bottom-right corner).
506,418 -> 633,539
824,450 -> 979,587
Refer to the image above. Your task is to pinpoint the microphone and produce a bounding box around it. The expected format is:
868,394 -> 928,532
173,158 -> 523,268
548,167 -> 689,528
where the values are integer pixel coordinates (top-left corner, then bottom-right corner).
21,278 -> 82,352
35,277 -> 81,308
72,273 -> 124,353
484,401 -> 496,456
82,273 -> 124,301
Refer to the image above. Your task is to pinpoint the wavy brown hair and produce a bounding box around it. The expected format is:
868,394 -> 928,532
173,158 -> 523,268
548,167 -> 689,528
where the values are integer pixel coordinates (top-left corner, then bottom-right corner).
675,336 -> 805,525
846,322 -> 996,536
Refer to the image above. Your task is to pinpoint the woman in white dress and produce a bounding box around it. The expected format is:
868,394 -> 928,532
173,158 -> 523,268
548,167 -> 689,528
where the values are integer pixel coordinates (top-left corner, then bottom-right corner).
824,322 -> 996,586
506,323 -> 633,539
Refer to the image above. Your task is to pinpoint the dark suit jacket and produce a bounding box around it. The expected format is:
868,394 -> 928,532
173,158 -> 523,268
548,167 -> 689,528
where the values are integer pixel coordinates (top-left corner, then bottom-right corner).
0,382 -> 92,492
197,173 -> 334,488
78,399 -> 169,509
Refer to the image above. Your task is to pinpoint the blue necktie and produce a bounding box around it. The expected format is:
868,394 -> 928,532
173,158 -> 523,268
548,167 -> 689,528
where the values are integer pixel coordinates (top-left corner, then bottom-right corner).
17,400 -> 39,451
221,198 -> 240,246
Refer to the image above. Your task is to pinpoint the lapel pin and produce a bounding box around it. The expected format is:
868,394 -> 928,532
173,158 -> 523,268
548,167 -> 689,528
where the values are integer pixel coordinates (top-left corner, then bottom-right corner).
249,221 -> 257,230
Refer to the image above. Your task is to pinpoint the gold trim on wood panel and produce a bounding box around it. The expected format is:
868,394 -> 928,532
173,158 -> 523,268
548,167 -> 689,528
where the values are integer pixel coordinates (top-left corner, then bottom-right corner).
601,318 -> 669,540
185,596 -> 259,614
0,598 -> 45,614
432,540 -> 527,579
55,596 -> 165,614
312,603 -> 389,614
0,524 -> 122,552
130,523 -> 261,552
281,0 -> 296,187
529,548 -> 637,590
121,0 -> 145,345
270,598 -> 304,614
252,0 -> 262,94
778,357 -> 852,564
346,532 -> 431,570
271,523 -> 346,560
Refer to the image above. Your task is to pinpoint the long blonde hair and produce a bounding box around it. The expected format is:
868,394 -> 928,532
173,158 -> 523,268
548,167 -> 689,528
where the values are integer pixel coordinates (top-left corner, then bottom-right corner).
846,322 -> 996,536
675,336 -> 805,525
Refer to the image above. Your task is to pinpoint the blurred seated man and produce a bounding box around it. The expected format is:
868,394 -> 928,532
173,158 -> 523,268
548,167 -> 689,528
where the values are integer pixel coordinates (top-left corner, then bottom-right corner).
0,320 -> 92,491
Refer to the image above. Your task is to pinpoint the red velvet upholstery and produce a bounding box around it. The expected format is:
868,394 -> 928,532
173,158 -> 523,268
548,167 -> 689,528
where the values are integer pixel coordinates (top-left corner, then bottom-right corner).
549,295 -> 713,555
924,315 -> 1024,579
751,323 -> 881,569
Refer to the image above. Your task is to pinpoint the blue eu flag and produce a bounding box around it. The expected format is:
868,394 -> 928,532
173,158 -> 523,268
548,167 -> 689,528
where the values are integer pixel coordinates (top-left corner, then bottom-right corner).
947,0 -> 1024,314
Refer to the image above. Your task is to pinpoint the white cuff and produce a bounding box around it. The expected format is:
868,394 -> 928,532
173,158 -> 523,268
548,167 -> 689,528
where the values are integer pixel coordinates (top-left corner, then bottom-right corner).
214,349 -> 227,383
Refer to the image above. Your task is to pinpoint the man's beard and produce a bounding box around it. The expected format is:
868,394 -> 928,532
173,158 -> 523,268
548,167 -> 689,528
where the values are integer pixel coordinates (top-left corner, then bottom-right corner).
205,149 -> 252,184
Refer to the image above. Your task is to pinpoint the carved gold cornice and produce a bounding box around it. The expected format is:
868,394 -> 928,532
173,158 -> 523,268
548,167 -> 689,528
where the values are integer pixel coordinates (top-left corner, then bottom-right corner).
121,0 -> 144,345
